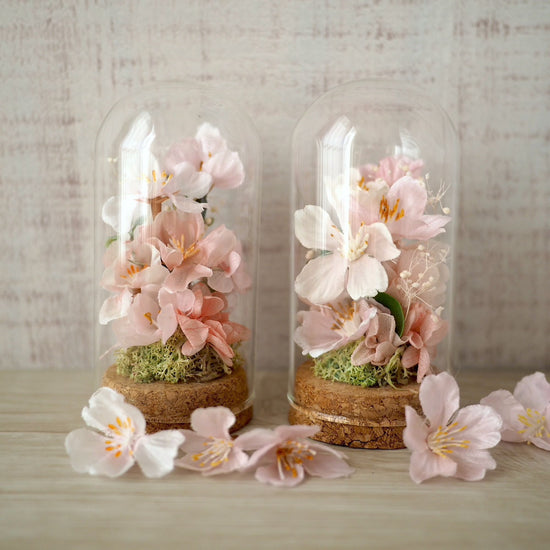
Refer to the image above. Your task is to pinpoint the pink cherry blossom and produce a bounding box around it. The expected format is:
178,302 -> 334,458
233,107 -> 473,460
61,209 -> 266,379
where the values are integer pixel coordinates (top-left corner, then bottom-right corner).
401,302 -> 448,382
480,372 -> 550,451
111,284 -> 164,348
351,309 -> 405,367
240,425 -> 354,487
157,283 -> 250,365
149,209 -> 205,271
359,155 -> 424,187
164,123 -> 244,193
294,298 -> 377,358
294,204 -> 400,304
175,407 -> 253,475
65,387 -> 184,478
360,176 -> 450,242
99,240 -> 169,326
403,372 -> 502,483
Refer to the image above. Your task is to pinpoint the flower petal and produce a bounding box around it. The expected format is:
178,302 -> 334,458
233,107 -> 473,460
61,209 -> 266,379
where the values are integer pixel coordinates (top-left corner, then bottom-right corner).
453,449 -> 497,481
364,222 -> 401,262
453,404 -> 502,449
302,446 -> 354,479
403,406 -> 429,452
65,428 -> 135,478
419,372 -> 460,428
295,253 -> 348,305
409,449 -> 457,484
480,390 -> 526,443
190,407 -> 236,439
513,372 -> 550,411
82,387 -> 146,437
347,255 -> 389,299
133,430 -> 186,478
294,205 -> 339,251
255,463 -> 305,487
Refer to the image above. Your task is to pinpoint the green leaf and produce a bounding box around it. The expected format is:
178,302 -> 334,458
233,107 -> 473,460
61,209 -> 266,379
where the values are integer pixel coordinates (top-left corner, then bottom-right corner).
374,292 -> 405,337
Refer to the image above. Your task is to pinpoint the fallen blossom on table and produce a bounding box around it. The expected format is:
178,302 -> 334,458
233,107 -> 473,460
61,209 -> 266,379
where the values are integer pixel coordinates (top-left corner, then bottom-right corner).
175,407 -> 253,475
65,387 -> 184,478
403,372 -> 502,483
240,425 -> 354,487
480,372 -> 550,451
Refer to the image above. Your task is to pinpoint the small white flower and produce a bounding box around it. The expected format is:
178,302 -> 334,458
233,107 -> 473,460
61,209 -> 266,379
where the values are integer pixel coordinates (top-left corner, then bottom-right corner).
65,387 -> 185,478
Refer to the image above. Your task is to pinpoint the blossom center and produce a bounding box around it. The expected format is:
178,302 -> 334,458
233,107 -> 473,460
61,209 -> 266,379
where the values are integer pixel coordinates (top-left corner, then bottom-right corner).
276,440 -> 316,478
341,222 -> 370,262
427,422 -> 470,457
192,437 -> 234,469
170,234 -> 200,261
121,262 -> 150,280
379,196 -> 405,223
329,302 -> 360,336
105,416 -> 136,458
518,408 -> 549,440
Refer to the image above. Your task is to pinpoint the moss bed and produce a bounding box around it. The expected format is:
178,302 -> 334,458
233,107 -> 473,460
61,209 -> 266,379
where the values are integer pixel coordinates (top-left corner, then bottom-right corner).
312,341 -> 415,388
115,329 -> 242,384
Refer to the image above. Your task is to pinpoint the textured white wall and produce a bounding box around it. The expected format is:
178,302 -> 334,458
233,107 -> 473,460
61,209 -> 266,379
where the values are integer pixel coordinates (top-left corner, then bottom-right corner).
1,0 -> 550,370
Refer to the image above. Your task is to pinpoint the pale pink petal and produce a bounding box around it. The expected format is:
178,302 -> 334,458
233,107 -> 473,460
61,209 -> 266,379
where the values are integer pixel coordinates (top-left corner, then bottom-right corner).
452,449 -> 497,481
295,253 -> 347,304
65,428 -> 135,478
82,387 -> 146,436
419,372 -> 460,427
531,406 -> 550,451
255,462 -> 305,487
403,406 -> 429,452
453,404 -> 502,449
178,431 -> 209,454
196,122 -> 227,155
294,205 -> 339,251
480,390 -> 526,443
294,310 -> 343,358
347,254 -> 389,299
234,428 -> 278,452
409,449 -> 457,484
513,372 -> 550,411
190,407 -> 236,439
99,288 -> 132,325
170,194 -> 206,213
203,151 -> 244,189
179,319 -> 209,355
133,431 -> 186,478
302,446 -> 354,479
402,346 -> 420,370
365,222 -> 401,262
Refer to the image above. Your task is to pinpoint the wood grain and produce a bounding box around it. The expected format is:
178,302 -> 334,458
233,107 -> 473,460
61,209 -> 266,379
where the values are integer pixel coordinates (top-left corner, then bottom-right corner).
1,1 -> 550,370
0,368 -> 549,550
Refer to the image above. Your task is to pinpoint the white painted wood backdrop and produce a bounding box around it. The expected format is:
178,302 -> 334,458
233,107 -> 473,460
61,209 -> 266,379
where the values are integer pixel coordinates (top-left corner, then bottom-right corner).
1,0 -> 550,371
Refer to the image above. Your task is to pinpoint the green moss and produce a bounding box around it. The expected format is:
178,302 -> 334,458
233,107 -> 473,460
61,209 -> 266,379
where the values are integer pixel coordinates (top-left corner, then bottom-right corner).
115,329 -> 242,384
312,342 -> 414,388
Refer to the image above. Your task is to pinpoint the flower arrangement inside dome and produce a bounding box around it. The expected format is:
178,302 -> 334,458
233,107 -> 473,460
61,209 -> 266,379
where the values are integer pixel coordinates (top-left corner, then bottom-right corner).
294,153 -> 451,388
99,120 -> 251,384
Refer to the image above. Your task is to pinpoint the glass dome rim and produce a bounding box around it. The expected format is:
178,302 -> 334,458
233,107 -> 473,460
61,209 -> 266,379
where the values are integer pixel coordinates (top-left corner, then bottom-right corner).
291,78 -> 458,146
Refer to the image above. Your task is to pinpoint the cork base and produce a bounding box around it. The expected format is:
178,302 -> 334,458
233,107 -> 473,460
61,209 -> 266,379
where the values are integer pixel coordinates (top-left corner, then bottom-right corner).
103,364 -> 252,433
289,361 -> 421,449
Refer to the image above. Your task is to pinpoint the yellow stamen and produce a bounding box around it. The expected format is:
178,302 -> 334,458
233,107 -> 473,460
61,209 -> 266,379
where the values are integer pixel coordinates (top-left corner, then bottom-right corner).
379,196 -> 405,223
276,440 -> 316,479
518,408 -> 549,440
428,422 -> 470,457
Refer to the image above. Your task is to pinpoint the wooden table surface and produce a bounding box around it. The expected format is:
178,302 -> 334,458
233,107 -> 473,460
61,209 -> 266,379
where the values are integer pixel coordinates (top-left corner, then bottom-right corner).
1,368 -> 549,550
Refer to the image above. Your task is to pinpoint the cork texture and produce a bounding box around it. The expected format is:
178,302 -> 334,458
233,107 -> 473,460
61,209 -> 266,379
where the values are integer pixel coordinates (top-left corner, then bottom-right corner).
103,364 -> 252,433
290,362 -> 421,449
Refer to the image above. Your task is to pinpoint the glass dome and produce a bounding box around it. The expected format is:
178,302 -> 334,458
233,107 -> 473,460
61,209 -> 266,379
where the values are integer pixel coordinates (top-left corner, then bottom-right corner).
288,80 -> 458,448
95,82 -> 261,433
